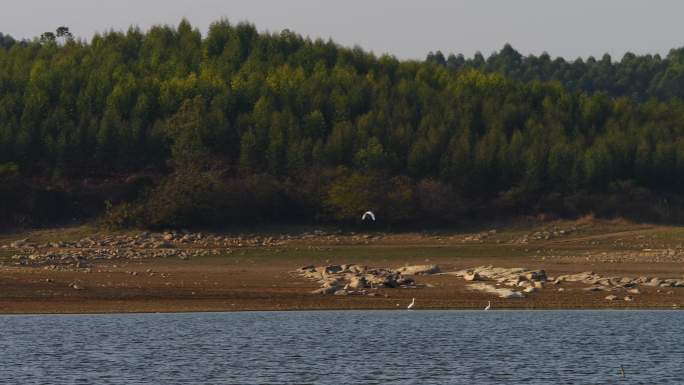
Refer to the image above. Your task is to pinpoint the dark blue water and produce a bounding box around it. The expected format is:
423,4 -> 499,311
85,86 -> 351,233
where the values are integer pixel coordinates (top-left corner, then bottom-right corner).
1,310 -> 682,384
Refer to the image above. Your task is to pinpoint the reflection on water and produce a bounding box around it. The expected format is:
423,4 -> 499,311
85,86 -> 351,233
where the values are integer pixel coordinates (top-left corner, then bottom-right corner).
1,310 -> 683,384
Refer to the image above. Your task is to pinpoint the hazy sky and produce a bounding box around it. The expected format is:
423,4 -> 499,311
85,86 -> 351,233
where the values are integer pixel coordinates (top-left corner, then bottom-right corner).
2,0 -> 683,60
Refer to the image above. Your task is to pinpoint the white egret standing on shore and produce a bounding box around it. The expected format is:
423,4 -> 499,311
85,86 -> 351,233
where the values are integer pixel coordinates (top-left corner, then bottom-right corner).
484,301 -> 491,310
407,298 -> 415,310
362,211 -> 376,221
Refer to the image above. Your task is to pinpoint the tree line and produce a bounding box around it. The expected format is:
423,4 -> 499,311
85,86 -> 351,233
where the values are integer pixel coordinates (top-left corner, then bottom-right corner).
427,44 -> 684,101
2,20 -> 684,227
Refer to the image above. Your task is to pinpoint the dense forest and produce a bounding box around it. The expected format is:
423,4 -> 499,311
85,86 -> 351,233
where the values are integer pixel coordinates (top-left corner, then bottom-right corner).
2,20 -> 684,228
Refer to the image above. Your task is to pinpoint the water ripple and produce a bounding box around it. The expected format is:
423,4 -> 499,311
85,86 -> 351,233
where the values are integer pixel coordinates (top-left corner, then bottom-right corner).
1,310 -> 683,384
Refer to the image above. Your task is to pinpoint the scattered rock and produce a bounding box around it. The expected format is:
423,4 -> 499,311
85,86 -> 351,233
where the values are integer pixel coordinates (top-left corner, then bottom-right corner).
300,264 -> 417,294
155,241 -> 174,249
605,295 -> 618,301
69,282 -> 84,290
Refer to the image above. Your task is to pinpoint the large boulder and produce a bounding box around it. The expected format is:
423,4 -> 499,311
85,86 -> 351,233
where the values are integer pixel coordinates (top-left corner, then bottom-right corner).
396,277 -> 415,286
348,276 -> 368,289
324,265 -> 343,274
524,270 -> 547,282
585,285 -> 607,292
643,278 -> 663,287
502,291 -> 525,299
467,283 -> 525,299
10,239 -> 28,248
311,285 -> 337,295
366,274 -> 393,287
396,265 -> 441,275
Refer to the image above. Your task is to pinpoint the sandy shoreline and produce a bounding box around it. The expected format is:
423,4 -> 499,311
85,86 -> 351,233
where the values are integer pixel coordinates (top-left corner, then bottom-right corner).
2,218 -> 684,314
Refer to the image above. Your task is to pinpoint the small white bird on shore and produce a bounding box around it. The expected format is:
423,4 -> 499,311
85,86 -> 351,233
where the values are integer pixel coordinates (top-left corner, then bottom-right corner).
407,298 -> 415,310
484,301 -> 491,310
361,211 -> 376,221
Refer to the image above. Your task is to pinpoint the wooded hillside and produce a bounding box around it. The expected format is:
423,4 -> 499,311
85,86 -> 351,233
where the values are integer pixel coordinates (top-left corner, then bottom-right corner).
2,20 -> 684,227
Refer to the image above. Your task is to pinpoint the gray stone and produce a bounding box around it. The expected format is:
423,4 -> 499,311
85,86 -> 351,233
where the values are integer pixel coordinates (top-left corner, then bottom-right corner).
69,282 -> 84,290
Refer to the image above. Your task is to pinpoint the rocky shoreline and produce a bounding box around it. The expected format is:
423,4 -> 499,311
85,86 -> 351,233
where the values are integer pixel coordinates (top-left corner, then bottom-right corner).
299,263 -> 684,305
2,219 -> 684,313
298,264 -> 439,296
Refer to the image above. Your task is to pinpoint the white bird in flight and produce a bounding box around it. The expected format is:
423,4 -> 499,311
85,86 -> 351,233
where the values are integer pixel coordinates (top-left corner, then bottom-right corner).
407,298 -> 415,310
362,211 -> 376,221
484,301 -> 491,311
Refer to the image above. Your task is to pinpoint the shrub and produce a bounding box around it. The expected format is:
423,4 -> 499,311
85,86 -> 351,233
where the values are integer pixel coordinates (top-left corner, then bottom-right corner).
326,172 -> 384,222
101,201 -> 145,229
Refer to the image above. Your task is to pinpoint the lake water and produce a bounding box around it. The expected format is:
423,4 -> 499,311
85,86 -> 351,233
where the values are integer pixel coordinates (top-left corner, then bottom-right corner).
1,310 -> 683,384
